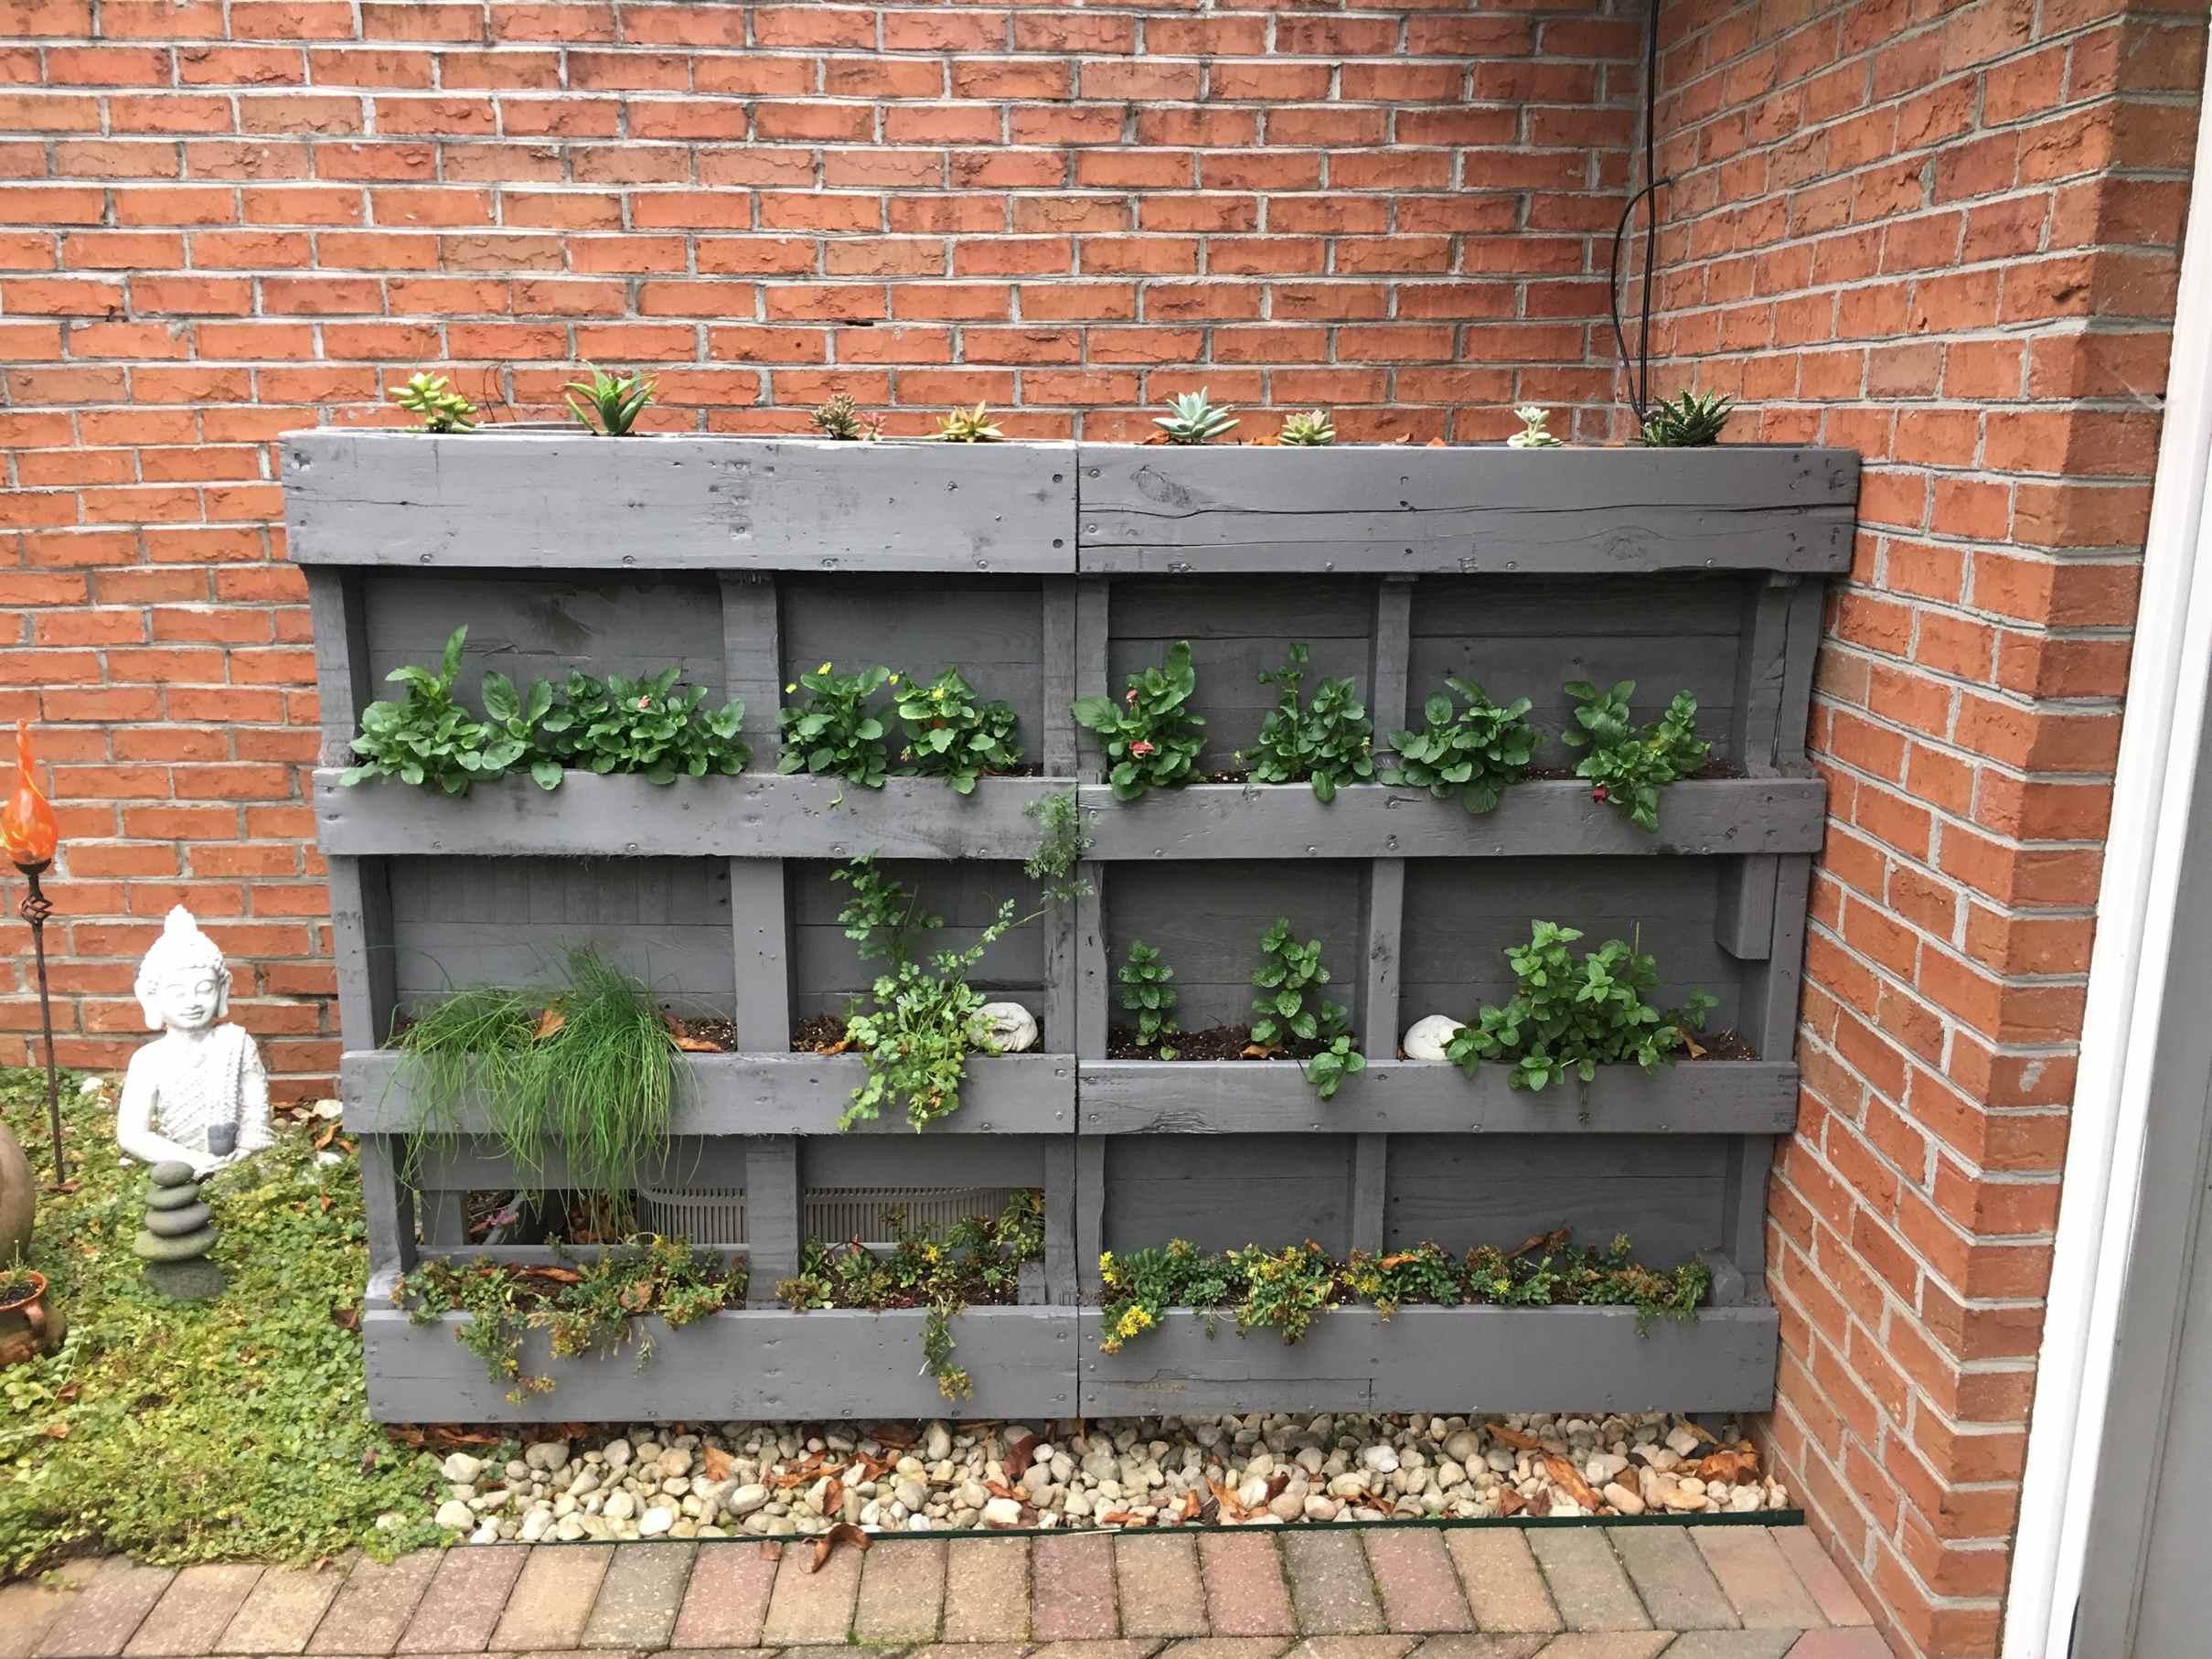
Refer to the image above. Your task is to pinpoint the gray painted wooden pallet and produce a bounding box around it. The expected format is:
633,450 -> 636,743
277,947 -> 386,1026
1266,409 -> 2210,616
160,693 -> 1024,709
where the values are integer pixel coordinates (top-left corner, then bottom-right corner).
294,430 -> 1853,1424
1076,1302 -> 1779,1416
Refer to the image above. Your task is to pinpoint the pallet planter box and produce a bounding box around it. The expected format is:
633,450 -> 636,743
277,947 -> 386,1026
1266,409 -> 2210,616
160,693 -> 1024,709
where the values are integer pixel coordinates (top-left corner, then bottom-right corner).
290,429 -> 1854,1424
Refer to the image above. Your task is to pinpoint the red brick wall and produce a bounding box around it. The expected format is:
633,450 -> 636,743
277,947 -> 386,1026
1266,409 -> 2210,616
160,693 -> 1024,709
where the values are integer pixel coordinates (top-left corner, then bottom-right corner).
1647,0 -> 2203,1653
0,0 -> 1649,1087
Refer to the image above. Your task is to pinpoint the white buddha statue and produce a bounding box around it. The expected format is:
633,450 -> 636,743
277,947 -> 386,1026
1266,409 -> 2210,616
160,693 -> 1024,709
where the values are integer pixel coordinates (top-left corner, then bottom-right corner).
117,906 -> 274,1176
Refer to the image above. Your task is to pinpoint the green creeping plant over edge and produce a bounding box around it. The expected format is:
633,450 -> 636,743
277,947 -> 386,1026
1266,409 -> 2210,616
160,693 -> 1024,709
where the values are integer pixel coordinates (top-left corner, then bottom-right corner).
1071,639 -> 1207,802
341,626 -> 517,797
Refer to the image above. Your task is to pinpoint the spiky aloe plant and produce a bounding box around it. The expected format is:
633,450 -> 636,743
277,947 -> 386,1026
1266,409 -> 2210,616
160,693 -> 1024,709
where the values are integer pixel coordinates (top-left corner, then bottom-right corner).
1155,390 -> 1237,445
1635,390 -> 1735,448
933,402 -> 1006,443
390,372 -> 476,433
1277,409 -> 1335,446
564,365 -> 657,435
1505,405 -> 1562,449
811,392 -> 880,441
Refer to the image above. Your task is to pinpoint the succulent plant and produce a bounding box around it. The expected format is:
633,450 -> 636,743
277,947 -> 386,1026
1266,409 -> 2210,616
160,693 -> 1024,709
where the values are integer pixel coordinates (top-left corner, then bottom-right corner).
389,372 -> 476,433
810,392 -> 880,441
1505,405 -> 1563,449
564,365 -> 656,436
1277,409 -> 1336,446
933,402 -> 1007,443
1635,390 -> 1736,448
1154,390 -> 1238,445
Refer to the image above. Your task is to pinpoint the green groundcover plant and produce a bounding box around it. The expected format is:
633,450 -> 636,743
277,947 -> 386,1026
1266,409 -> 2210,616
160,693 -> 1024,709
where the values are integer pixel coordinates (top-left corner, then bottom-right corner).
0,1069 -> 446,1574
1097,1231 -> 1708,1352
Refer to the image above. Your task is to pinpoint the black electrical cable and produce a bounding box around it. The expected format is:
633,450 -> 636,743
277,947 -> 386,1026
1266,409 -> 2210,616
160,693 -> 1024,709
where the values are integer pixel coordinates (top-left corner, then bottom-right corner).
1608,0 -> 1668,424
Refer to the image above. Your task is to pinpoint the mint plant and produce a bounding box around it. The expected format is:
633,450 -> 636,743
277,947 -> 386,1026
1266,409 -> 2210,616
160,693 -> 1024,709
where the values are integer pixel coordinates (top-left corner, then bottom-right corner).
1561,680 -> 1710,832
1249,917 -> 1363,1099
1071,640 -> 1207,801
1385,678 -> 1537,814
1117,940 -> 1180,1057
1446,920 -> 1718,1090
1241,643 -> 1374,802
895,668 -> 1022,795
778,662 -> 894,787
342,626 -> 513,796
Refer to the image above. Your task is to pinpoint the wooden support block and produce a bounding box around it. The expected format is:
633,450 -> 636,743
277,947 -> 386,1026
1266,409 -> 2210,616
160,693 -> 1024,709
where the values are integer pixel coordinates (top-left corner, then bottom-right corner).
1041,576 -> 1078,775
728,860 -> 791,1054
358,1137 -> 418,1279
1350,1134 -> 1387,1255
1727,573 -> 1798,773
1073,575 -> 1110,777
1042,1137 -> 1078,1304
1074,1135 -> 1106,1297
1715,853 -> 1779,962
326,853 -> 396,1052
719,573 -> 783,766
1360,856 -> 1405,1056
303,566 -> 373,769
744,1137 -> 801,1308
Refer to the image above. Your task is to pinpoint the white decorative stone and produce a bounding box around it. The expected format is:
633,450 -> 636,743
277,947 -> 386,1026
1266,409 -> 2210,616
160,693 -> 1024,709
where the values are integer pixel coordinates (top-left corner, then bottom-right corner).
974,1001 -> 1039,1054
1401,1015 -> 1464,1063
116,906 -> 274,1177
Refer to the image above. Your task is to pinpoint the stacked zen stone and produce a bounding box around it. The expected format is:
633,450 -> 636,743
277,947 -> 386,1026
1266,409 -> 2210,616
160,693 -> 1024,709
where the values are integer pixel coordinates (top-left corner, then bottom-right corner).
134,1160 -> 225,1300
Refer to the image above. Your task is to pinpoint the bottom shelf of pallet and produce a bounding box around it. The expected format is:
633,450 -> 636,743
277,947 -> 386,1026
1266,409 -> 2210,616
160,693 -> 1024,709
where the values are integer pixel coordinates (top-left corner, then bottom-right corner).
362,1295 -> 1775,1423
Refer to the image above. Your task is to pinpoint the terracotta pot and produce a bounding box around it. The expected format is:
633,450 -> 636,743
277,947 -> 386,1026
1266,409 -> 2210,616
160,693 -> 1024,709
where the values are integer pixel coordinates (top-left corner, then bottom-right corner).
0,1267 -> 61,1368
0,1121 -> 32,1264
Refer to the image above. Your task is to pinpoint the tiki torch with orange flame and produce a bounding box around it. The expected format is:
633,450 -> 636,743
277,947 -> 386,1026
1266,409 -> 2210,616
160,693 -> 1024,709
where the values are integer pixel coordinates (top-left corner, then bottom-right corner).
3,721 -> 65,1183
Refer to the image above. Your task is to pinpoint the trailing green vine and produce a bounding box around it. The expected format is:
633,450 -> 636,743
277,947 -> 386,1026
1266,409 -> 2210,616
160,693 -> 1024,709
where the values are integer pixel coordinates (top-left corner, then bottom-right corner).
777,1193 -> 1043,1400
1097,1230 -> 1709,1353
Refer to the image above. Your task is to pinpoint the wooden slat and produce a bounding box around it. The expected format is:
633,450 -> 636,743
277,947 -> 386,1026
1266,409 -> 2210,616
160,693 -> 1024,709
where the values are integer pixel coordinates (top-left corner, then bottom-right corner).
1715,853 -> 1779,962
1042,1136 -> 1078,1304
303,565 -> 372,768
325,853 -> 396,1053
365,1303 -> 1076,1422
1072,573 -> 1110,777
728,859 -> 791,1053
1040,577 -> 1079,775
343,1049 -> 1076,1136
1076,1299 -> 1779,1415
744,1137 -> 800,1308
719,572 -> 783,766
1076,1057 -> 1800,1135
1727,573 -> 1797,775
1076,444 -> 1858,574
284,431 -> 1080,573
1350,1134 -> 1388,1255
358,1137 -> 417,1279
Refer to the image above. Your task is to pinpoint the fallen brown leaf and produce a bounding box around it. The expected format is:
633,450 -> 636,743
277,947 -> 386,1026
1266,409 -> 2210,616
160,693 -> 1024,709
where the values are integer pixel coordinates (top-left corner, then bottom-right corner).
673,1032 -> 721,1053
1005,1432 -> 1042,1481
1239,1042 -> 1281,1060
1425,437 -> 1448,447
1097,1508 -> 1139,1525
40,1421 -> 68,1440
1177,1489 -> 1201,1522
533,1008 -> 565,1041
1489,1426 -> 1544,1451
1497,1486 -> 1525,1517
1544,1454 -> 1602,1513
1525,1487 -> 1552,1517
702,1445 -> 735,1482
871,1423 -> 916,1450
520,1265 -> 582,1285
1695,1448 -> 1760,1485
1683,1420 -> 1721,1447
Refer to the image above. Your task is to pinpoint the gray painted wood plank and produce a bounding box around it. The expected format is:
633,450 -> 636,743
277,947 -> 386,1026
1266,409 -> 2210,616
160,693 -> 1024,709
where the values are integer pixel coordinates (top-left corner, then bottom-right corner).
1350,1134 -> 1387,1254
358,1135 -> 416,1279
1076,862 -> 1109,1059
1075,1302 -> 1778,1415
285,431 -> 1079,572
1074,1134 -> 1106,1295
788,856 -> 1050,1022
1382,1132 -> 1726,1263
806,1133 -> 1047,1189
1074,575 -> 1110,778
344,1049 -> 1075,1135
729,859 -> 791,1051
719,572 -> 783,765
1745,854 -> 1812,1061
1360,857 -> 1405,1056
326,853 -> 397,1051
365,1304 -> 1076,1422
1076,779 -> 1827,860
1715,854 -> 1779,962
1777,576 -> 1828,766
305,566 -> 373,768
1042,1136 -> 1078,1304
1105,860 -> 1366,1032
1727,573 -> 1797,775
1075,444 -> 1856,574
315,770 -> 1072,860
1369,576 -> 1415,742
1075,1057 -> 1798,1134
744,1137 -> 801,1307
1723,1135 -> 1776,1289
1102,1133 -> 1355,1258
1041,578 -> 1078,774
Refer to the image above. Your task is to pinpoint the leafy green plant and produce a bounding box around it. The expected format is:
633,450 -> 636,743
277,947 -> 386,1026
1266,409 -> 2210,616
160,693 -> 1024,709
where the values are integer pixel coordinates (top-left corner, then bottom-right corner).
1023,788 -> 1093,908
1385,678 -> 1538,814
389,371 -> 476,433
1635,390 -> 1735,447
1230,1241 -> 1337,1342
1249,917 -> 1364,1099
393,948 -> 685,1198
833,854 -> 941,968
777,1193 -> 1043,1399
1445,920 -> 1718,1091
932,402 -> 1005,442
1155,389 -> 1237,444
529,668 -> 749,786
1561,680 -> 1710,832
1346,1241 -> 1462,1318
1096,1237 -> 1237,1352
1071,639 -> 1207,801
564,364 -> 656,435
341,626 -> 516,796
1117,940 -> 1180,1057
1506,404 -> 1562,449
894,668 -> 1022,795
1277,409 -> 1335,446
1463,1231 -> 1709,1333
477,669 -> 561,789
810,392 -> 880,441
777,662 -> 894,787
1240,644 -> 1375,802
400,1236 -> 743,1398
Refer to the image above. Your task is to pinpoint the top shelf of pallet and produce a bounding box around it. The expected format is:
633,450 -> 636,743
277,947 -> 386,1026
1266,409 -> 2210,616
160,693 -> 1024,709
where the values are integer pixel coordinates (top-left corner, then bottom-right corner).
281,431 -> 1858,578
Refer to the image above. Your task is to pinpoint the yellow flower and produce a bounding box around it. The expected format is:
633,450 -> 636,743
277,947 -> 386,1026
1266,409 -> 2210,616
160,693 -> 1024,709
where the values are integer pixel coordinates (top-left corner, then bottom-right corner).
784,682 -> 796,694
817,661 -> 832,675
1097,1250 -> 1117,1286
887,673 -> 899,684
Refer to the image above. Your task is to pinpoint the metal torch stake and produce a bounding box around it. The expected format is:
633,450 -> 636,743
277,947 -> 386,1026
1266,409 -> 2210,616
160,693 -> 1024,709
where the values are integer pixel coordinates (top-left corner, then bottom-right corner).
16,860 -> 62,1185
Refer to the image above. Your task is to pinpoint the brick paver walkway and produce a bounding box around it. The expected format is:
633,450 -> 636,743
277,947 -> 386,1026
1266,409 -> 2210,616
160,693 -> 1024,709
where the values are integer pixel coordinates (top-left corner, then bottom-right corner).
1,1525 -> 1887,1659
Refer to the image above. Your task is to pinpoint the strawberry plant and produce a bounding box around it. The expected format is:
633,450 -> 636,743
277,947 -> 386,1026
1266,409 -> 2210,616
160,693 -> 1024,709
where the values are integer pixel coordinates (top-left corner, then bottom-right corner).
1249,917 -> 1363,1099
1071,640 -> 1206,801
1561,680 -> 1709,831
342,626 -> 515,796
1446,920 -> 1717,1090
1117,940 -> 1180,1057
1241,643 -> 1374,802
1385,678 -> 1537,814
777,662 -> 894,787
894,668 -> 1022,795
524,668 -> 748,786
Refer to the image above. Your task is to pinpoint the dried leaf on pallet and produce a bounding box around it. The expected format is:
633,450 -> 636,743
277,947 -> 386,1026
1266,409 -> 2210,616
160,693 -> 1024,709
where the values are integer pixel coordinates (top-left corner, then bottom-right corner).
1239,1042 -> 1280,1060
1005,1432 -> 1042,1481
1695,1448 -> 1759,1485
1544,1454 -> 1602,1513
821,1478 -> 845,1517
520,1265 -> 582,1285
533,1008 -> 565,1041
1506,1228 -> 1570,1260
1488,1426 -> 1543,1451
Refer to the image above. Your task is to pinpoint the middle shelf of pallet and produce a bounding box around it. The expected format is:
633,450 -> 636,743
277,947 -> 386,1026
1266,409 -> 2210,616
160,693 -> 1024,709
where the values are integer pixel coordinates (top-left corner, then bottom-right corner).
312,770 -> 1827,860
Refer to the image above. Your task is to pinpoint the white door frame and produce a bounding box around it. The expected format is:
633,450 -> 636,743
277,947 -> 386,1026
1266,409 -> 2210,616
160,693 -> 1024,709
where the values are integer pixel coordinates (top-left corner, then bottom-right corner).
2002,58 -> 2212,1659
